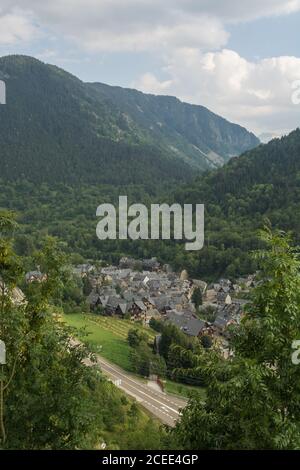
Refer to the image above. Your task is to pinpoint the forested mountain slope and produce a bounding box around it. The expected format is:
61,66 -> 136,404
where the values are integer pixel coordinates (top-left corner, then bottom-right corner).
169,129 -> 300,278
0,130 -> 299,280
90,81 -> 259,169
0,55 -> 259,186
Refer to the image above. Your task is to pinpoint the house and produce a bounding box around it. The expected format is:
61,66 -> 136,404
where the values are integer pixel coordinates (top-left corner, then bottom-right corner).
142,258 -> 160,271
216,292 -> 232,305
219,278 -> 232,286
12,286 -> 26,305
213,300 -> 246,336
145,308 -> 160,323
213,311 -> 231,334
104,296 -> 122,315
87,291 -> 103,311
119,257 -> 138,269
122,291 -> 136,302
115,302 -> 132,317
180,270 -> 189,281
232,284 -> 241,293
151,296 -> 172,314
142,296 -> 156,309
217,285 -> 231,294
162,264 -> 173,274
145,279 -> 161,291
165,310 -> 206,338
245,279 -> 256,289
25,270 -> 47,283
73,264 -> 95,278
84,261 -> 215,327
129,300 -> 147,320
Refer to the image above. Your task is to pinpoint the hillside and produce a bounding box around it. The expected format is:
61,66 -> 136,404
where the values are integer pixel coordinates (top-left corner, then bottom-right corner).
0,130 -> 299,281
170,129 -> 300,278
89,82 -> 259,169
0,55 -> 259,186
174,129 -> 300,213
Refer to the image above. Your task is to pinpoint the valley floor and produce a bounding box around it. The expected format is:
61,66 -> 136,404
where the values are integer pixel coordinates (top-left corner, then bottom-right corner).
62,313 -> 204,425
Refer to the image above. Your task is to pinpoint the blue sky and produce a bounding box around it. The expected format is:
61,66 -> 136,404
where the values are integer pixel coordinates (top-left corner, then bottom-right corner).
0,1 -> 300,137
228,11 -> 300,60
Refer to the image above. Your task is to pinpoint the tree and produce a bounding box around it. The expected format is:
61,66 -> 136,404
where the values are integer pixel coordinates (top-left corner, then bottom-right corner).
172,228 -> 300,450
149,355 -> 167,378
192,287 -> 203,309
200,335 -> 213,349
0,212 -> 110,449
167,344 -> 207,386
158,323 -> 191,361
130,341 -> 152,377
149,317 -> 163,332
127,328 -> 148,348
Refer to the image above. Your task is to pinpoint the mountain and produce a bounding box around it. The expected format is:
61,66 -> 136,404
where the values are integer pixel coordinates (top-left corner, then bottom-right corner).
258,132 -> 281,143
170,128 -> 300,278
89,82 -> 259,169
174,128 -> 300,207
0,62 -> 298,279
0,55 -> 259,186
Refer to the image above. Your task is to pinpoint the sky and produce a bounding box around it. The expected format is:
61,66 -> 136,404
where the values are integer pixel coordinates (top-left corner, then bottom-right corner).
0,1 -> 299,138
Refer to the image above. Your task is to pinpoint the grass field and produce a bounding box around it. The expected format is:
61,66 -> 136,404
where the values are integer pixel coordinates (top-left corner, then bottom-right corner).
63,313 -> 156,372
63,313 -> 134,371
63,313 -> 206,400
85,314 -> 156,342
164,380 -> 207,400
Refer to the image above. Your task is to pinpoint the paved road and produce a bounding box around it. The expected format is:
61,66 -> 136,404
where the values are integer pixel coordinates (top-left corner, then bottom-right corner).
85,354 -> 187,427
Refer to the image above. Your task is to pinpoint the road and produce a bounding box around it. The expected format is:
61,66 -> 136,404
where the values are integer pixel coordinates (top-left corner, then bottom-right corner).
85,354 -> 187,427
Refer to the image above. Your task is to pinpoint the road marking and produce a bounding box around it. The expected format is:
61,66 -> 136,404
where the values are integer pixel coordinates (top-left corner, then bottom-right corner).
97,356 -> 186,411
73,337 -> 186,424
100,362 -> 179,415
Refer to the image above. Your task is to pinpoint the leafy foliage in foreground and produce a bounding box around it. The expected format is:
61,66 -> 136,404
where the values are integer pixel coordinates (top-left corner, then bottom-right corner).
0,212 -> 165,449
172,229 -> 300,449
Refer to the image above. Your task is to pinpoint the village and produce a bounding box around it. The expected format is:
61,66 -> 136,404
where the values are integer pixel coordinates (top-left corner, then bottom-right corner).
68,256 -> 257,351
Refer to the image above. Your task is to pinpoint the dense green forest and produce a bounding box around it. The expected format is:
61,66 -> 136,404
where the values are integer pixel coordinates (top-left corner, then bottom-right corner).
0,55 -> 299,282
2,204 -> 300,449
0,212 -> 167,450
0,55 -> 258,185
1,54 -> 300,452
1,129 -> 300,280
0,56 -> 190,185
171,128 -> 300,278
90,81 -> 259,169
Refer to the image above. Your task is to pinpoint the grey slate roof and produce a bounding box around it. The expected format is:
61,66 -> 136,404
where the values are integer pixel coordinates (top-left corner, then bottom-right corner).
117,302 -> 132,314
134,300 -> 147,311
165,311 -> 206,337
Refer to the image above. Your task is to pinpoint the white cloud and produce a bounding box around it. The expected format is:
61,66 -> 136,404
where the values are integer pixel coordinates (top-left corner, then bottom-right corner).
136,73 -> 173,94
69,15 -> 228,53
0,1 -> 300,134
174,0 -> 300,22
0,8 -> 38,45
133,49 -> 300,135
1,1 -> 300,52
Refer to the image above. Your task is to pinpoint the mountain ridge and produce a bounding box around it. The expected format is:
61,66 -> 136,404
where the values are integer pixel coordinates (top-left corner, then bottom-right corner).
88,80 -> 259,168
0,54 -> 259,186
